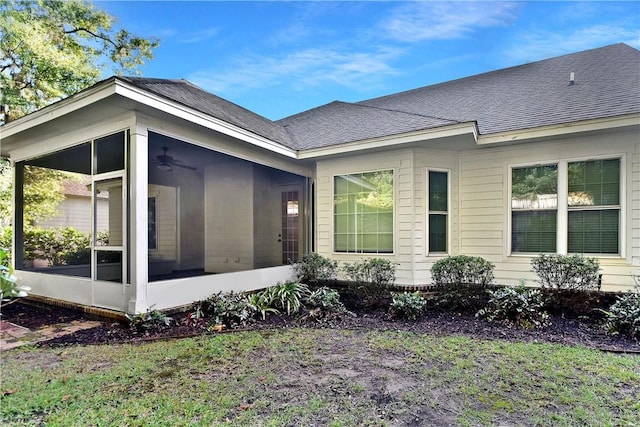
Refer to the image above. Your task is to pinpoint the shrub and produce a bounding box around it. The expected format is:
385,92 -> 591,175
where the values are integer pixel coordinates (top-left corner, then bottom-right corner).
600,283 -> 640,340
23,226 -> 90,266
247,292 -> 279,320
476,285 -> 550,329
292,253 -> 338,285
389,291 -> 427,320
531,254 -> 600,292
342,258 -> 396,309
304,286 -> 347,312
431,255 -> 494,287
260,281 -> 309,316
191,292 -> 256,328
126,309 -> 173,333
0,248 -> 30,306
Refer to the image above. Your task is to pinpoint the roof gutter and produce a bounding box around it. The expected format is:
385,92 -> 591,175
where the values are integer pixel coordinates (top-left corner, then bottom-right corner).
296,121 -> 479,159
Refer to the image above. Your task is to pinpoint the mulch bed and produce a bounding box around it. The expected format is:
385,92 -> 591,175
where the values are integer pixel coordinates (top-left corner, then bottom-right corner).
1,299 -> 638,353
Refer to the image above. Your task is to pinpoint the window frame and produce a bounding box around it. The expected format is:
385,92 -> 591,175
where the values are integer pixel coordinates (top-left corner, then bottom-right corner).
508,154 -> 625,257
426,168 -> 450,255
332,168 -> 395,255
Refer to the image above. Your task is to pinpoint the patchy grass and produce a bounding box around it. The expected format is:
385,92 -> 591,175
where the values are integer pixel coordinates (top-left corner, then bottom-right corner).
1,329 -> 639,426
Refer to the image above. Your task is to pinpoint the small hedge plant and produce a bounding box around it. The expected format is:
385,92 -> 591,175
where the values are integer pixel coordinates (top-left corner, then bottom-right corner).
600,281 -> 640,340
531,254 -> 600,291
342,258 -> 396,309
476,285 -> 550,329
389,291 -> 427,320
292,253 -> 338,286
430,255 -> 494,311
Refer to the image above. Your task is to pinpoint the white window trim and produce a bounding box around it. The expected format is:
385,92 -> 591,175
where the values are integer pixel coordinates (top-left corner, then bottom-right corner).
331,168 -> 396,256
508,154 -> 625,258
426,168 -> 451,256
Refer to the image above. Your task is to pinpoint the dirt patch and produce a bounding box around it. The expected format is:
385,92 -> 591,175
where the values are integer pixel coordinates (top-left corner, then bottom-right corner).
1,299 -> 638,353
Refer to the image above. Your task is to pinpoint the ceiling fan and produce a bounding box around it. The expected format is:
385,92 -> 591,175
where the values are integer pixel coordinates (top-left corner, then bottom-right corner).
154,147 -> 196,172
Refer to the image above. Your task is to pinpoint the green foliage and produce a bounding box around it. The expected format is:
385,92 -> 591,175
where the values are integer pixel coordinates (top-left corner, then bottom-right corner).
23,226 -> 90,266
191,292 -> 256,329
600,283 -> 640,340
431,255 -> 495,286
304,286 -> 347,313
291,253 -> 338,285
260,281 -> 309,316
476,285 -> 550,329
389,291 -> 427,320
342,258 -> 396,309
247,292 -> 280,320
0,248 -> 29,304
126,309 -> 173,332
531,254 -> 600,291
0,0 -> 159,122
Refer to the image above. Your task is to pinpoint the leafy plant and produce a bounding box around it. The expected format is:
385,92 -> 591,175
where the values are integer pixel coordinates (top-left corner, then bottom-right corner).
126,308 -> 173,332
261,281 -> 309,316
304,286 -> 347,312
389,291 -> 427,320
247,292 -> 280,320
342,258 -> 396,309
600,282 -> 640,340
192,292 -> 256,328
291,253 -> 338,285
0,247 -> 29,307
531,254 -> 600,291
431,255 -> 494,287
476,285 -> 550,329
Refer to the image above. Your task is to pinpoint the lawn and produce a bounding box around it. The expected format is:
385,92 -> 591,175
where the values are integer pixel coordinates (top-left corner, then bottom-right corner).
1,328 -> 639,426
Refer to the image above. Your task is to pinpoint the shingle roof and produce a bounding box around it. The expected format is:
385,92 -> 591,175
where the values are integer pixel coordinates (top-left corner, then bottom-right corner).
119,77 -> 293,147
278,43 -> 640,150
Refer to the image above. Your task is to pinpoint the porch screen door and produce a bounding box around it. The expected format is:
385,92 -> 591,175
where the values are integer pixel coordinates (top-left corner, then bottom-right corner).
281,190 -> 300,264
93,175 -> 126,283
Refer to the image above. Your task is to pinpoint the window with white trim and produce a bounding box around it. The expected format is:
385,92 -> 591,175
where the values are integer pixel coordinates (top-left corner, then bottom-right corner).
511,158 -> 621,255
428,170 -> 448,253
334,170 -> 393,253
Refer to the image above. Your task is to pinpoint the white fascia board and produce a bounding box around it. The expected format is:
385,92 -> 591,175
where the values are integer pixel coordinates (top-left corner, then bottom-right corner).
478,114 -> 640,145
296,121 -> 479,159
0,80 -> 117,140
113,80 -> 298,159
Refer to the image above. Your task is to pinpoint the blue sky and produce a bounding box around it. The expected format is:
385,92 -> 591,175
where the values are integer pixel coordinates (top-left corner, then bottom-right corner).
98,1 -> 640,120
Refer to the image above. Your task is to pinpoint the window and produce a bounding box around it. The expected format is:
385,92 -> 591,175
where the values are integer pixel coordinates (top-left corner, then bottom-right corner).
428,170 -> 448,253
334,170 -> 393,253
148,197 -> 157,251
511,165 -> 558,253
510,158 -> 621,255
568,159 -> 620,254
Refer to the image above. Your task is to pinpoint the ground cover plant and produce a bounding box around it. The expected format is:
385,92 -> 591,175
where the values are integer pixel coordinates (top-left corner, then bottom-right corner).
2,328 -> 639,426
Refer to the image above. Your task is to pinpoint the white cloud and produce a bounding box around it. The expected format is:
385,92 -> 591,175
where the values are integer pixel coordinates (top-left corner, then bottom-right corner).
504,25 -> 640,63
188,46 -> 403,96
381,1 -> 520,42
179,27 -> 220,44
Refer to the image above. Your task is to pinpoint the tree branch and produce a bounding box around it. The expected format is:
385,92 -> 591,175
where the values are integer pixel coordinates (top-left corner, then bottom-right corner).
64,27 -> 118,49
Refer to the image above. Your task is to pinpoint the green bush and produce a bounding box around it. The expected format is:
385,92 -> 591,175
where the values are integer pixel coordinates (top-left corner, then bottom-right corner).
291,253 -> 338,285
23,226 -> 90,266
126,309 -> 173,332
191,292 -> 256,329
342,258 -> 396,309
600,283 -> 640,340
389,291 -> 427,320
531,254 -> 600,291
476,285 -> 550,329
0,248 -> 30,305
431,255 -> 494,286
304,286 -> 347,312
247,292 -> 280,320
260,281 -> 309,316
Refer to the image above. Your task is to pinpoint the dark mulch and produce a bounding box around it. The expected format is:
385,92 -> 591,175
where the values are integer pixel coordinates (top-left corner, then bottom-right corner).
1,299 -> 638,353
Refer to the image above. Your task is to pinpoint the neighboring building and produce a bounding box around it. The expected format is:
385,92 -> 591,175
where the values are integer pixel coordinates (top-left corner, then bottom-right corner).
1,43 -> 638,314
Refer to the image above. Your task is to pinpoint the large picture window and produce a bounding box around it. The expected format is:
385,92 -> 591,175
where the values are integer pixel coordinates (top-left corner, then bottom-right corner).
511,158 -> 621,255
428,170 -> 448,253
334,170 -> 393,253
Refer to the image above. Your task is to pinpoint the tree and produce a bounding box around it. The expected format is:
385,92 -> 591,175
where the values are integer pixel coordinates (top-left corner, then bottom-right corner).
0,0 -> 159,122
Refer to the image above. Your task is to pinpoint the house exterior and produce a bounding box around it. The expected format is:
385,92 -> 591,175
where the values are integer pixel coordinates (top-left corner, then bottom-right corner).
1,43 -> 639,315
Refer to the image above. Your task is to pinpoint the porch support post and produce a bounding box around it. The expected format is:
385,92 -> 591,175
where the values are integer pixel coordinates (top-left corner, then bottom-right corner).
128,123 -> 149,314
